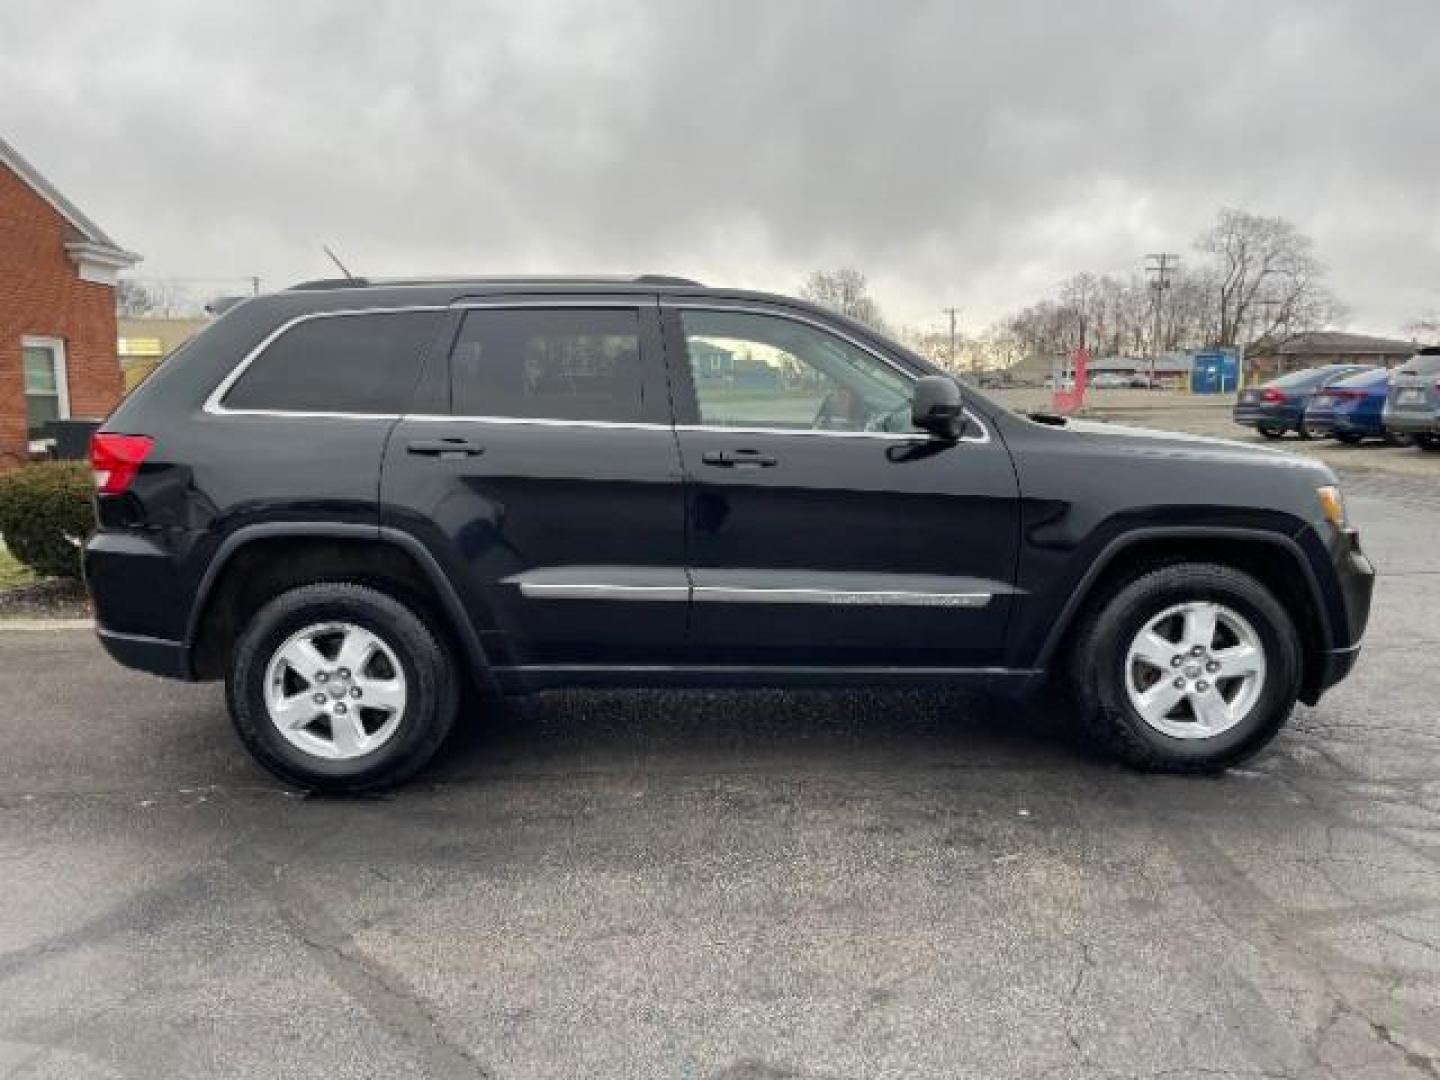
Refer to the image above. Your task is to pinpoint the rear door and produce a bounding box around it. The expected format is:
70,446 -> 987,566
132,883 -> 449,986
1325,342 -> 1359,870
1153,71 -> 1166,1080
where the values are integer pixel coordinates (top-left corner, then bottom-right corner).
661,300 -> 1019,669
380,295 -> 689,669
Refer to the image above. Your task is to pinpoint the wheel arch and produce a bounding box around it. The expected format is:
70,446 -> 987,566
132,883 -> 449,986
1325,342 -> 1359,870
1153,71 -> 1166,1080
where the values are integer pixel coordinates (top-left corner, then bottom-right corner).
186,523 -> 497,693
1036,526 -> 1335,704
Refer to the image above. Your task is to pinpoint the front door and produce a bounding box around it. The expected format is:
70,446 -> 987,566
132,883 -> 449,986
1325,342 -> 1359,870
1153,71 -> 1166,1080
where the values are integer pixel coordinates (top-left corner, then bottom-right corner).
381,296 -> 688,670
662,302 -> 1019,668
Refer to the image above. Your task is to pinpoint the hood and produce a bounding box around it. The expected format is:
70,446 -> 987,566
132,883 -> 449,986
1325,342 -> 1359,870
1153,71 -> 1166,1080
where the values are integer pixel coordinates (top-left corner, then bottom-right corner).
1049,416 -> 1335,480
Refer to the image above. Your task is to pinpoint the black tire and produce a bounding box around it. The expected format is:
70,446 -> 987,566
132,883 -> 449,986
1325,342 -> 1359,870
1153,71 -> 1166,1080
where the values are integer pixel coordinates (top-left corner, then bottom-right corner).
1257,425 -> 1286,440
1383,431 -> 1414,448
1418,434 -> 1440,453
1296,421 -> 1320,441
1068,563 -> 1302,773
1334,432 -> 1363,445
226,582 -> 459,793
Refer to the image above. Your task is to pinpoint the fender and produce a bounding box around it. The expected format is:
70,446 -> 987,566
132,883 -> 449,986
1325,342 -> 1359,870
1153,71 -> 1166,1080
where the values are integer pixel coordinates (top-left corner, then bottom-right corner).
183,521 -> 497,691
1031,524 -> 1334,669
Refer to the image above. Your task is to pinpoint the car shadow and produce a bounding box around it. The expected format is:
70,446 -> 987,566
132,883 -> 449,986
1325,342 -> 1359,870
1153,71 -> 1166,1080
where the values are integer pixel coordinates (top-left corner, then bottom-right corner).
424,687 -> 1108,785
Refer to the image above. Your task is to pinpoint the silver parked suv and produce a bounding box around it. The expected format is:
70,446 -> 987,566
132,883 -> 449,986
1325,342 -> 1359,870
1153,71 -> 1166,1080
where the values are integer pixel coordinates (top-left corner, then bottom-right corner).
1383,346 -> 1440,451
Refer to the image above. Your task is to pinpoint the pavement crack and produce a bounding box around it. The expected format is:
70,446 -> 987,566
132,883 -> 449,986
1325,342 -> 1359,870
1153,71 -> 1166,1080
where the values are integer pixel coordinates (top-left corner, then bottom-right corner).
225,848 -> 490,1079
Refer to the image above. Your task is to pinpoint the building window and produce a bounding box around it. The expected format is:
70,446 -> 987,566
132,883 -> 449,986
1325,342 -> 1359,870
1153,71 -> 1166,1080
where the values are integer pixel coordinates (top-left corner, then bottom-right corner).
21,337 -> 70,442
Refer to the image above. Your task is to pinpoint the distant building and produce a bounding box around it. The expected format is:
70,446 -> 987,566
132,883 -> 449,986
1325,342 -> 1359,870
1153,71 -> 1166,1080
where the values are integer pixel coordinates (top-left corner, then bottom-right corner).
0,135 -> 140,463
117,316 -> 210,390
1085,354 -> 1193,387
1246,331 -> 1416,381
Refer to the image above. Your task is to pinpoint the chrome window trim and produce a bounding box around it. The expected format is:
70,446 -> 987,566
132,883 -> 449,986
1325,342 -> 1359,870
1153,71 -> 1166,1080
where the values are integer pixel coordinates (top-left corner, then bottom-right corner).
663,300 -> 989,444
203,305 -> 449,417
201,299 -> 991,445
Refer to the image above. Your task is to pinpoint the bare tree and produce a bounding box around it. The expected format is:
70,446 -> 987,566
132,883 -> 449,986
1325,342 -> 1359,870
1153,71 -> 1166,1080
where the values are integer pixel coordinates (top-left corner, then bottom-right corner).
1404,316 -> 1440,345
1196,208 -> 1339,347
799,268 -> 888,331
116,278 -> 187,318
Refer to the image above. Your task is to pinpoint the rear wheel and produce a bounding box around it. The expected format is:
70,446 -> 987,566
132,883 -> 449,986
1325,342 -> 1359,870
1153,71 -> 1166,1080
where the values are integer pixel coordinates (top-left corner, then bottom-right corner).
1069,563 -> 1301,772
1417,434 -> 1440,453
1383,431 -> 1414,448
227,582 -> 458,792
1334,432 -> 1364,445
1257,425 -> 1286,440
1296,421 -> 1323,441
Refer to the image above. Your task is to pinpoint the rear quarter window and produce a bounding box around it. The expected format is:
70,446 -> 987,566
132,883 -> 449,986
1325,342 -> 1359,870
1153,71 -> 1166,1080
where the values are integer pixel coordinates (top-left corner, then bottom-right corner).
221,310 -> 442,413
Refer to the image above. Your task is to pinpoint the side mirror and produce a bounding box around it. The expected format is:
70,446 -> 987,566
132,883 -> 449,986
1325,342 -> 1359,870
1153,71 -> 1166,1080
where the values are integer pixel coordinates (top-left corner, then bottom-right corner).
911,375 -> 964,441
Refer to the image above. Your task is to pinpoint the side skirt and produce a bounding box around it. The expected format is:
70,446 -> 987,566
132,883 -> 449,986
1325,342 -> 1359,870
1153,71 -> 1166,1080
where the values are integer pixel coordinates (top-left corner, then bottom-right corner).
493,665 -> 1046,697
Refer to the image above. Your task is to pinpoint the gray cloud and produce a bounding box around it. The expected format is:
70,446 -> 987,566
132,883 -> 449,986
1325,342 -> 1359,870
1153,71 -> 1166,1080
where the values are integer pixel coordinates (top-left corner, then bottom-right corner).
3,0 -> 1437,333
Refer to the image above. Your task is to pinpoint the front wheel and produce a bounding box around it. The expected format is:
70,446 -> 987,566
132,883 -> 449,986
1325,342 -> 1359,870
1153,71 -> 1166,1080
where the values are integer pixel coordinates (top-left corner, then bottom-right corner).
1417,434 -> 1440,453
227,582 -> 459,792
1068,563 -> 1301,772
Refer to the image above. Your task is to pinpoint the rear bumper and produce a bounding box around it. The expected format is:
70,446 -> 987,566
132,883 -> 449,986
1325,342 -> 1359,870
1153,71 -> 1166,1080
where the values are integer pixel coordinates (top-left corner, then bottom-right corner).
1233,405 -> 1298,429
1381,410 -> 1439,434
96,626 -> 193,679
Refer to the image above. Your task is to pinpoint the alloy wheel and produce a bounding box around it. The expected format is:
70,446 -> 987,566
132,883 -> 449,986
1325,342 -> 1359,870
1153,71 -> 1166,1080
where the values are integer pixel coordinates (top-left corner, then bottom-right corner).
262,621 -> 408,760
1123,601 -> 1267,740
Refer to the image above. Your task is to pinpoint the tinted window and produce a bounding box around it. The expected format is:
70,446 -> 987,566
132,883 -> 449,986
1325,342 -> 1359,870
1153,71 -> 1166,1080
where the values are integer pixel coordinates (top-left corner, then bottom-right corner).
680,309 -> 914,432
1332,368 -> 1388,388
450,308 -> 644,422
224,311 -> 440,413
1271,368 -> 1334,389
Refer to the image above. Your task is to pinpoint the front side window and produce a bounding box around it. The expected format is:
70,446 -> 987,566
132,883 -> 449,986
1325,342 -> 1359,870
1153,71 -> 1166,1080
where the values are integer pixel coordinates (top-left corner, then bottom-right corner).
22,338 -> 68,439
678,309 -> 915,433
223,310 -> 442,413
449,308 -> 644,422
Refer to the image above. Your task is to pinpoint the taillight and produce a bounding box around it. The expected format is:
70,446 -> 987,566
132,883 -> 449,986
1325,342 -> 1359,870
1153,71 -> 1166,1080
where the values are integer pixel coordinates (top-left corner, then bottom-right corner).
1261,388 -> 1286,403
90,433 -> 153,495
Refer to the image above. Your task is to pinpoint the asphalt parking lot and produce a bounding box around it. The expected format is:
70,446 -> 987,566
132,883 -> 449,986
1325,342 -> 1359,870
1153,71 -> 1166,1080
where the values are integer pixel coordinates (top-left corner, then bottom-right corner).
1,471 -> 1438,1078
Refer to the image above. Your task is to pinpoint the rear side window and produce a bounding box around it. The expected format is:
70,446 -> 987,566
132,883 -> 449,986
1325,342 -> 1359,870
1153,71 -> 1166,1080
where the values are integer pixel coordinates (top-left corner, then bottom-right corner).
449,308 -> 644,422
1401,351 -> 1440,374
222,311 -> 442,413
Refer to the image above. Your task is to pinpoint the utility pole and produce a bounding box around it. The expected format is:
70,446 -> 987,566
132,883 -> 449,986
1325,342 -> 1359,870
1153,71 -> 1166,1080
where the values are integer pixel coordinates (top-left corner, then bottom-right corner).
250,276 -> 261,296
941,307 -> 960,371
1146,253 -> 1179,384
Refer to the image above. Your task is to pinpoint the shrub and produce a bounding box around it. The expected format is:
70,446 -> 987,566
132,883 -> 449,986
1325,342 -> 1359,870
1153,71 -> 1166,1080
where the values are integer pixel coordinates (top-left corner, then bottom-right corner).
0,462 -> 95,580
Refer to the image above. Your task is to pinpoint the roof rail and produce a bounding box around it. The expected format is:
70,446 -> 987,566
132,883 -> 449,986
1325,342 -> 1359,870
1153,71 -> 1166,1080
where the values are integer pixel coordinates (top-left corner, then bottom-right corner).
288,273 -> 702,292
289,277 -> 371,290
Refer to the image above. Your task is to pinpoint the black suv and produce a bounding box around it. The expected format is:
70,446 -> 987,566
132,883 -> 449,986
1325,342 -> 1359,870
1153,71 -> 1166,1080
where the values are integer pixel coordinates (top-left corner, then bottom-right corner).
86,277 -> 1374,791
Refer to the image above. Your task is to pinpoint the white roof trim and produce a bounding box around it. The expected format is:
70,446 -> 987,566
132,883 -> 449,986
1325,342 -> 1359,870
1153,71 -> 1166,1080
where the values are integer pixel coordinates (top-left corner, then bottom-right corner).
0,134 -> 140,267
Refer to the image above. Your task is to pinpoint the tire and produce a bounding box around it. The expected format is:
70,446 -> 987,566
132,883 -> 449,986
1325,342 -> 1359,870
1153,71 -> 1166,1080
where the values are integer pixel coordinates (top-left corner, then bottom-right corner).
1417,434 -> 1440,453
1068,563 -> 1302,773
1334,432 -> 1363,445
226,582 -> 459,793
1257,425 -> 1286,440
1296,421 -> 1320,441
1383,431 -> 1414,448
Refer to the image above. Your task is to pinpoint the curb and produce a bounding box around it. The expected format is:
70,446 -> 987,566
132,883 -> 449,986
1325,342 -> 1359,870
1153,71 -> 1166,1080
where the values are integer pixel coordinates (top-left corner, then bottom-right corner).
0,618 -> 95,630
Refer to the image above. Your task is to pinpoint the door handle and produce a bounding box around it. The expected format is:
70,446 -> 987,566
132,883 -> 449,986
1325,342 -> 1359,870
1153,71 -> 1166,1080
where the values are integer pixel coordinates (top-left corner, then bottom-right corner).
702,449 -> 778,468
406,437 -> 485,458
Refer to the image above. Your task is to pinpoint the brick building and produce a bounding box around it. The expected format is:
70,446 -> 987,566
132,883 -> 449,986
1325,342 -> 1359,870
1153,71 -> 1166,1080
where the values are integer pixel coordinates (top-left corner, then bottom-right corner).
1245,330 -> 1416,383
0,135 -> 139,465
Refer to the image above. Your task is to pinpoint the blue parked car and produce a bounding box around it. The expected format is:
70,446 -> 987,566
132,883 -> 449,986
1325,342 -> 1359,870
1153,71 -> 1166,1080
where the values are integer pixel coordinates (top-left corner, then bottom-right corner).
1233,364 -> 1376,439
1303,367 -> 1414,446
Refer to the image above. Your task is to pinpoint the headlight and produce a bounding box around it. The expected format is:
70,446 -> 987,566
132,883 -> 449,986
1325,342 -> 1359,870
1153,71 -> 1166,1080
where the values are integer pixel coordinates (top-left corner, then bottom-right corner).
1316,485 -> 1347,528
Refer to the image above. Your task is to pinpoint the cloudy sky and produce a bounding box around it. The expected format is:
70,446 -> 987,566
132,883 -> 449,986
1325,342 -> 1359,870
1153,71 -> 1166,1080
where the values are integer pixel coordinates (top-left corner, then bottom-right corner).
3,0 -> 1437,336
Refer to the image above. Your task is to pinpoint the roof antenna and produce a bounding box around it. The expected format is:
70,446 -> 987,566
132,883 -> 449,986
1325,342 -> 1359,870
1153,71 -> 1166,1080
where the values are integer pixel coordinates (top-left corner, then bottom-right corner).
322,244 -> 356,281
